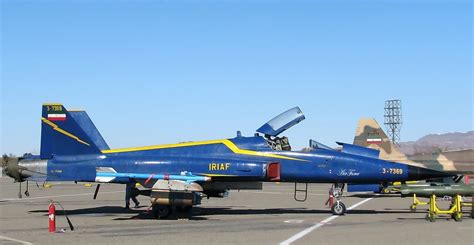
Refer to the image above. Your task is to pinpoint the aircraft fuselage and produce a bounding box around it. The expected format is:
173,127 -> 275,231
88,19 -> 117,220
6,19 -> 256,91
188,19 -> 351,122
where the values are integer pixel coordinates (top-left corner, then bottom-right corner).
19,135 -> 446,184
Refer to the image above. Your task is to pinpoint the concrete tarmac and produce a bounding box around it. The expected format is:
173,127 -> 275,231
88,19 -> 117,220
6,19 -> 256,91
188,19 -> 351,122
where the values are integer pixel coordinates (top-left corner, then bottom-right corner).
0,177 -> 472,245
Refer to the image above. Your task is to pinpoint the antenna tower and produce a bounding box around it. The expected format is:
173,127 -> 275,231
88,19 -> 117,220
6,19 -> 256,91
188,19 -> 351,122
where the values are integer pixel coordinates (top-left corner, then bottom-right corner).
384,99 -> 402,145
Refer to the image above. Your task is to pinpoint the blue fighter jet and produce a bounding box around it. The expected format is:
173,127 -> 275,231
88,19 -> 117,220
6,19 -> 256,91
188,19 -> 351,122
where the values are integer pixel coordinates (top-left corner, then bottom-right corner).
3,104 -> 452,218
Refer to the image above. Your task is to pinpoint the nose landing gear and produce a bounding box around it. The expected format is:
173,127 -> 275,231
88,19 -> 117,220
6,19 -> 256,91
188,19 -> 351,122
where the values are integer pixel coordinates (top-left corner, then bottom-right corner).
328,183 -> 346,215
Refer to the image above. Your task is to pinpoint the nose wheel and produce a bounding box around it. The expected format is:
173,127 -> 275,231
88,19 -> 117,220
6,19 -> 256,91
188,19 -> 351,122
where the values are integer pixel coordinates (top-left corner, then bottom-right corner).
328,183 -> 346,215
331,201 -> 346,215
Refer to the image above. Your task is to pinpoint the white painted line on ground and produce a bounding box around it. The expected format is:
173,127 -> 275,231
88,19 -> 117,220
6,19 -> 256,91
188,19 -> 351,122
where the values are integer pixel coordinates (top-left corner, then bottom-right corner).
0,235 -> 33,245
279,197 -> 375,245
0,190 -> 124,202
346,197 -> 374,211
279,215 -> 339,245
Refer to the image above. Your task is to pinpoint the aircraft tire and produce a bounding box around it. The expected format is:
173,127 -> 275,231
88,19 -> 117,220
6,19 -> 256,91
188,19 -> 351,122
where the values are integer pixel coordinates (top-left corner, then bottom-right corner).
331,202 -> 346,215
152,205 -> 171,219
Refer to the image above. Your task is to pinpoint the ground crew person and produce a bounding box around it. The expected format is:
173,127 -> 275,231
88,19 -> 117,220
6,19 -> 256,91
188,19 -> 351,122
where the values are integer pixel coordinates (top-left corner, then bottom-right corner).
125,182 -> 140,209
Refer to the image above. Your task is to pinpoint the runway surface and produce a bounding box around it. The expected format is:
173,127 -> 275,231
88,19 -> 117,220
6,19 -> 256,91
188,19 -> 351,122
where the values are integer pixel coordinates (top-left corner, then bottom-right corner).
0,177 -> 472,245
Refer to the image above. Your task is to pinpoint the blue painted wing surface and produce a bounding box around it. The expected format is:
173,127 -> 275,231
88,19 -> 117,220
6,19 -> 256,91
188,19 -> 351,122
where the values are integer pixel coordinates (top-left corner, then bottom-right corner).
256,107 -> 305,137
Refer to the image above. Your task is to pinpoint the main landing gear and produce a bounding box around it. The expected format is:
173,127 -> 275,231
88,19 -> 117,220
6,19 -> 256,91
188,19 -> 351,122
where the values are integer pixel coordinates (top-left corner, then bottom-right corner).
17,180 -> 31,199
328,183 -> 346,215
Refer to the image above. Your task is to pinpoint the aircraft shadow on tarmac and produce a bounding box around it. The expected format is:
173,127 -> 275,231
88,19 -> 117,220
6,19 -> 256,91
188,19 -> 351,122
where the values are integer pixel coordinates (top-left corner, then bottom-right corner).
29,206 -> 145,216
28,205 -> 415,221
28,206 -> 205,220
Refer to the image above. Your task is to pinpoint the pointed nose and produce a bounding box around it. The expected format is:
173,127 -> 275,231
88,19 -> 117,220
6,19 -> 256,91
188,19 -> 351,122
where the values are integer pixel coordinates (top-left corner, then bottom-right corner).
407,165 -> 454,181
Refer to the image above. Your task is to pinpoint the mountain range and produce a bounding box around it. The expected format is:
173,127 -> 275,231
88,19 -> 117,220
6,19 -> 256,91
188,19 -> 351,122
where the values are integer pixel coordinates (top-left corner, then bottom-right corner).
400,131 -> 474,155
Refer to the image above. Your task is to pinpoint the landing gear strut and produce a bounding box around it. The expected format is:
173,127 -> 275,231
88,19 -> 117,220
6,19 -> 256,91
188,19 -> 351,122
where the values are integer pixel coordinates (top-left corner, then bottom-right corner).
18,181 -> 22,199
329,183 -> 346,215
24,180 -> 30,197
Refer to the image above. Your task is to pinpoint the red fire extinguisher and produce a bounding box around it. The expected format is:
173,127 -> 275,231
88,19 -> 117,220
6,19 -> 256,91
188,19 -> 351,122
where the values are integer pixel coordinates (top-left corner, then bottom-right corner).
48,201 -> 56,233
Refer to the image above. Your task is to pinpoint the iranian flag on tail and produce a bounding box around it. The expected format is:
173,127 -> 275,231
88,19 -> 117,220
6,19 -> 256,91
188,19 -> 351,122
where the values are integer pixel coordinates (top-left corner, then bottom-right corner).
366,138 -> 382,144
47,113 -> 66,121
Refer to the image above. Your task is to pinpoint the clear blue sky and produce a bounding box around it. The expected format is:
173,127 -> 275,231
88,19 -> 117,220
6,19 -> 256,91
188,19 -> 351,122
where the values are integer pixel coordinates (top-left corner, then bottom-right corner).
1,0 -> 472,155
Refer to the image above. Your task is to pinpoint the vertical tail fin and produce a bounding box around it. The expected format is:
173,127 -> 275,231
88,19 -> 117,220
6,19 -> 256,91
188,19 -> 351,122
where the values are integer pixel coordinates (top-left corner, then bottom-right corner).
353,118 -> 421,166
69,110 -> 110,150
40,103 -> 102,158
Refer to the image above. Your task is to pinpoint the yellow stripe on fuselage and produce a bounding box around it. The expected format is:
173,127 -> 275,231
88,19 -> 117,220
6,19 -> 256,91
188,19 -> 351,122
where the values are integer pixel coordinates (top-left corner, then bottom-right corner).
102,139 -> 307,161
41,118 -> 91,146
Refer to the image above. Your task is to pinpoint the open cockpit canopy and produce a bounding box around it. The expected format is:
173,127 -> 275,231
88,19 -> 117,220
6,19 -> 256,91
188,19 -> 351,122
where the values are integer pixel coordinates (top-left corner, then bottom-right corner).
256,107 -> 305,137
257,107 -> 305,151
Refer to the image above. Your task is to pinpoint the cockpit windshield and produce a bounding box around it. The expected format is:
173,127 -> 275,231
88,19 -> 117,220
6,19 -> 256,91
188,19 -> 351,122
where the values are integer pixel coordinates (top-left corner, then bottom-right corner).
309,139 -> 334,151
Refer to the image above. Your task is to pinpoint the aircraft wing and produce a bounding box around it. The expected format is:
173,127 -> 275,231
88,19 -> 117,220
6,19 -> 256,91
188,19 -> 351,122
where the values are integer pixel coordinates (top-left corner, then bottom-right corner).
95,167 -> 211,183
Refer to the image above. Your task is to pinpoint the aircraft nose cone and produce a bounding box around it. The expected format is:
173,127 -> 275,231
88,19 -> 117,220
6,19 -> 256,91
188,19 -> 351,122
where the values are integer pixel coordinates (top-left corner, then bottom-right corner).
407,165 -> 454,181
